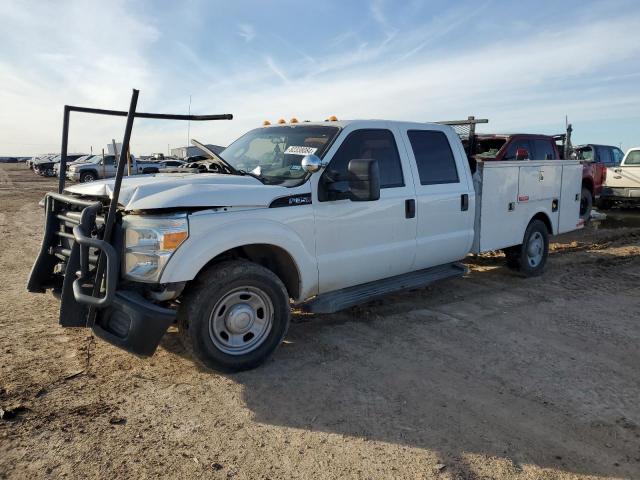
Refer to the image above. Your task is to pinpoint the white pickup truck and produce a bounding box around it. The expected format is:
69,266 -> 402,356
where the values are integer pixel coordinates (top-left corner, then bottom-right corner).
28,120 -> 583,371
66,153 -> 159,183
600,147 -> 640,207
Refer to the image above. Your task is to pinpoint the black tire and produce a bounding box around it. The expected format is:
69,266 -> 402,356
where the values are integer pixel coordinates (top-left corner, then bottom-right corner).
80,171 -> 96,183
597,198 -> 613,210
504,219 -> 549,277
503,246 -> 520,269
580,187 -> 593,221
178,260 -> 290,372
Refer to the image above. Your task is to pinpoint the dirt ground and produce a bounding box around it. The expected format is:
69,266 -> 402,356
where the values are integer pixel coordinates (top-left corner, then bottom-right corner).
0,163 -> 639,480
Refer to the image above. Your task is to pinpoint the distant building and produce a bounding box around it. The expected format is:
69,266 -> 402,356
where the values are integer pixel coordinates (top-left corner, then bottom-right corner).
171,144 -> 225,159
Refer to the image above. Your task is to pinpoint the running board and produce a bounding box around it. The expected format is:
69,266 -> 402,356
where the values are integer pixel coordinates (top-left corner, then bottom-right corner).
301,262 -> 468,314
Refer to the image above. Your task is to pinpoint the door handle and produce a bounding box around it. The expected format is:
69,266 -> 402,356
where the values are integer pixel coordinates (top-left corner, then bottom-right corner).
405,199 -> 415,219
461,193 -> 469,211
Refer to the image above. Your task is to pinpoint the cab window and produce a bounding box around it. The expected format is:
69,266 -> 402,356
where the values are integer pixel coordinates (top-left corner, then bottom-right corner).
611,148 -> 624,166
576,146 -> 594,161
319,129 -> 403,201
596,146 -> 612,165
503,139 -> 533,160
532,139 -> 557,160
407,130 -> 459,185
625,150 -> 640,165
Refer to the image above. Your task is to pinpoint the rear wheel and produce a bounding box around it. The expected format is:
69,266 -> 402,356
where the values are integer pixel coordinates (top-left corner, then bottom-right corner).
597,198 -> 613,210
580,187 -> 593,221
178,260 -> 291,372
504,219 -> 549,277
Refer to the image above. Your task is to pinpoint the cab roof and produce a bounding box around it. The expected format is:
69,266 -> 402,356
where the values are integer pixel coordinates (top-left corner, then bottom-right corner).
261,119 -> 449,130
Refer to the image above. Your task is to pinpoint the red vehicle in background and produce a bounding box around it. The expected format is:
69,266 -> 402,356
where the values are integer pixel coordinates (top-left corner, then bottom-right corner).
441,118 -> 622,220
571,143 -> 625,212
470,133 -> 603,217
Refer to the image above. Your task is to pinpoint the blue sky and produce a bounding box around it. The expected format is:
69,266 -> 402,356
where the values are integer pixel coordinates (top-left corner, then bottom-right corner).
1,0 -> 639,155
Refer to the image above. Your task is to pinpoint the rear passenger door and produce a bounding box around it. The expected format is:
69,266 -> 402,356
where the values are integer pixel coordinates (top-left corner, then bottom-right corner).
399,126 -> 475,270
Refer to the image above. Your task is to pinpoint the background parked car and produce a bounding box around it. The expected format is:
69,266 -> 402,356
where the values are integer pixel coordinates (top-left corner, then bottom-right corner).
53,154 -> 96,177
599,147 -> 640,208
473,133 -> 560,163
160,159 -> 186,168
33,154 -> 85,177
572,144 -> 625,216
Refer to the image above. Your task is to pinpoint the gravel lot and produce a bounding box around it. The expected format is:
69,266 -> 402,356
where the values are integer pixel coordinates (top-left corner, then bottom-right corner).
1,163 -> 639,479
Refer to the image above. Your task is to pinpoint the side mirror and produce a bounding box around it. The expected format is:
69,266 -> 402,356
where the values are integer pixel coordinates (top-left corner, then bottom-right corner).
347,159 -> 380,202
301,154 -> 323,173
515,148 -> 529,161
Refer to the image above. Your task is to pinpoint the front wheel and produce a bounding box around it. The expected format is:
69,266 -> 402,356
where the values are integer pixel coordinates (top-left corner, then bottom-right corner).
178,260 -> 291,372
79,172 -> 96,183
504,219 -> 549,277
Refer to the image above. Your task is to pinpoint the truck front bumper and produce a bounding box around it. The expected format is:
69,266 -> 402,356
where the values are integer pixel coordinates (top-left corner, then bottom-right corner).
600,187 -> 640,200
93,290 -> 176,357
27,191 -> 176,357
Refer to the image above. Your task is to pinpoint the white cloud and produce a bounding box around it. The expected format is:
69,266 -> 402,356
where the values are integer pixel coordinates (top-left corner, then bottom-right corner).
237,23 -> 255,43
264,56 -> 290,84
0,2 -> 639,155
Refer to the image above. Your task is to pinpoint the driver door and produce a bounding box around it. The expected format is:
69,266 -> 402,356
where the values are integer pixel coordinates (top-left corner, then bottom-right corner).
312,125 -> 417,294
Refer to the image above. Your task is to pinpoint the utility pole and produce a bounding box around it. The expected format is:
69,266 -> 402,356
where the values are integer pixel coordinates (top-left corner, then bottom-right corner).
187,95 -> 192,147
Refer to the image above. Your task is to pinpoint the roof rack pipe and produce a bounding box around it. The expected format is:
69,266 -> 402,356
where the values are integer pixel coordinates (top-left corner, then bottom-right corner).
87,88 -> 139,325
67,105 -> 233,121
57,106 -> 71,194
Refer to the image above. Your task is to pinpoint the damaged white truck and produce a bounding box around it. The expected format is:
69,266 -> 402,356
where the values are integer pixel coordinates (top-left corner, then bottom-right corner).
28,92 -> 584,372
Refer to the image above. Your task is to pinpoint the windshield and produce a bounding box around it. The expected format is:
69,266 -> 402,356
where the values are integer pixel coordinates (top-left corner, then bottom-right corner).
474,138 -> 506,158
221,125 -> 340,186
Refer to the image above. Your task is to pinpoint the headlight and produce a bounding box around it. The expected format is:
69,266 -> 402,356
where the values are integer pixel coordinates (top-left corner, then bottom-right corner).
122,214 -> 188,282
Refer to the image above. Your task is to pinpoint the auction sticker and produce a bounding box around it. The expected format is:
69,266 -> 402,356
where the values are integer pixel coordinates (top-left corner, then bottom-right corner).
285,146 -> 317,155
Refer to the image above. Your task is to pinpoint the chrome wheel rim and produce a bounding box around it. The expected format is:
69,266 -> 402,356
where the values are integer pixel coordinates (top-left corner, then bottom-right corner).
208,286 -> 273,355
526,231 -> 544,267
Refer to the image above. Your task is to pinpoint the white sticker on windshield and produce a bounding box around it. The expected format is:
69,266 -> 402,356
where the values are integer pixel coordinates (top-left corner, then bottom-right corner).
285,146 -> 317,156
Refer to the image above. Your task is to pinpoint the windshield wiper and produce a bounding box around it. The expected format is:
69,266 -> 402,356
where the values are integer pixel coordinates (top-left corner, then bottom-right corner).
190,138 -> 239,175
235,168 -> 266,184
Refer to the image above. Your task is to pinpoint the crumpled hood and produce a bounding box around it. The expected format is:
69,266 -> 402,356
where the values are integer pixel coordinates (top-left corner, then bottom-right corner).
64,173 -> 293,211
